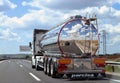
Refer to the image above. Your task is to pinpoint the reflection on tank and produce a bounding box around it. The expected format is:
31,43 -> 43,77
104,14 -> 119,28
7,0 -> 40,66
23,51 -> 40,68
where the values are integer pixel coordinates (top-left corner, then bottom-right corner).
41,15 -> 99,57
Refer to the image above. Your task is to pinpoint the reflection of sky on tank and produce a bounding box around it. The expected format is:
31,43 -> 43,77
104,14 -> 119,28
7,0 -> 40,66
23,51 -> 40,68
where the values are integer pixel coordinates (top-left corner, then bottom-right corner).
45,20 -> 97,39
64,20 -> 82,29
61,20 -> 98,40
42,19 -> 98,46
44,26 -> 61,39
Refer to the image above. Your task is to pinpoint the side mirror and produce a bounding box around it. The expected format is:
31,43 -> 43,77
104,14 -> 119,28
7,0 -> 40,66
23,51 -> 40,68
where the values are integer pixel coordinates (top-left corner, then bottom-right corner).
29,42 -> 32,49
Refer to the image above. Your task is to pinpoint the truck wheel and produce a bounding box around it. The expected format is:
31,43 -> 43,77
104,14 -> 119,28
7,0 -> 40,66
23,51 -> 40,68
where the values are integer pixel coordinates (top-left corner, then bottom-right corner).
32,65 -> 35,69
47,61 -> 50,75
36,65 -> 39,70
35,62 -> 40,71
48,62 -> 51,76
50,62 -> 57,78
44,62 -> 47,74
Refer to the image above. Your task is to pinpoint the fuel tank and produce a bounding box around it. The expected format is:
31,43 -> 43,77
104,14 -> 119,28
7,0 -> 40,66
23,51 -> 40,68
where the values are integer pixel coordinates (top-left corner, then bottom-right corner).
40,15 -> 99,56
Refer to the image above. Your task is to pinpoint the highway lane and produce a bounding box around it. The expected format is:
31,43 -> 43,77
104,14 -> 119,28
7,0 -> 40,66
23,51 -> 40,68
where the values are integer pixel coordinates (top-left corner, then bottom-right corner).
0,60 -> 40,83
0,60 -> 120,83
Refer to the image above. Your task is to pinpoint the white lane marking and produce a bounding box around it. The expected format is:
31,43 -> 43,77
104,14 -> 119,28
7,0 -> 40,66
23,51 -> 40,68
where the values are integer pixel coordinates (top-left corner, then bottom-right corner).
19,65 -> 23,67
111,79 -> 120,82
29,72 -> 41,81
8,61 -> 11,63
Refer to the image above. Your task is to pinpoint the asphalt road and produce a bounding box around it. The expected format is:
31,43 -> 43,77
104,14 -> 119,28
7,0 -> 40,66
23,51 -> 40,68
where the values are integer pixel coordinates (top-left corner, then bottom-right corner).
0,60 -> 120,83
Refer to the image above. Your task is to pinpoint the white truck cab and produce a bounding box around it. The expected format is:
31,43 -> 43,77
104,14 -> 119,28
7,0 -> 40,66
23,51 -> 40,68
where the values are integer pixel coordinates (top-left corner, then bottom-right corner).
30,29 -> 48,70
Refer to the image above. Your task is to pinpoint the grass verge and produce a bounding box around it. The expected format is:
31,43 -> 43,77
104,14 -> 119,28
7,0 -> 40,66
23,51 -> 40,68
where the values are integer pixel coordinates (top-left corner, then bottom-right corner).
105,65 -> 120,73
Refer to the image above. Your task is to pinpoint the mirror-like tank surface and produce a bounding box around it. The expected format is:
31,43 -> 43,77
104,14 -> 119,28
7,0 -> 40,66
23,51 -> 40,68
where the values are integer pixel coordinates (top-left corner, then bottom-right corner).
41,16 -> 98,56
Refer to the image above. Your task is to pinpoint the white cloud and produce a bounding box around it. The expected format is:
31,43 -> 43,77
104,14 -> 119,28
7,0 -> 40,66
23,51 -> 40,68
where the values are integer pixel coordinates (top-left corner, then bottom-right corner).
0,0 -> 120,50
71,24 -> 82,33
109,35 -> 120,45
0,29 -> 21,41
0,3 -> 119,31
0,0 -> 17,11
99,6 -> 109,14
102,23 -> 120,34
99,23 -> 120,46
107,0 -> 120,5
22,0 -> 107,10
113,11 -> 120,17
66,24 -> 82,37
0,9 -> 65,30
0,3 -> 120,33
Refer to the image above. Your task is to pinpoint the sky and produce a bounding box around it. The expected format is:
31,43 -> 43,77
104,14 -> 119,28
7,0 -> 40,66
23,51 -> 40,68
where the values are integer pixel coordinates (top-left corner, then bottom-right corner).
0,0 -> 120,54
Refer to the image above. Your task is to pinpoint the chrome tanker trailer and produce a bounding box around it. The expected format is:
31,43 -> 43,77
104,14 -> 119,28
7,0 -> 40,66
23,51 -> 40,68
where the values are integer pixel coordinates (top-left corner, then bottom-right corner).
41,16 -> 98,56
31,15 -> 106,79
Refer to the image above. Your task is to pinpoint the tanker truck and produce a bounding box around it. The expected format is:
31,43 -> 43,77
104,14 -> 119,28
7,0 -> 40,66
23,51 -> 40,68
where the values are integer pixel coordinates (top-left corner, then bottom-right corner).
30,15 -> 106,79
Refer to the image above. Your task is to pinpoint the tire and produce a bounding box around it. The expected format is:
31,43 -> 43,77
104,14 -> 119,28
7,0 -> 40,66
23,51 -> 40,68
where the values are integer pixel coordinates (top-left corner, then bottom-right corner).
46,61 -> 50,75
50,61 -> 64,78
32,65 -> 35,69
36,64 -> 43,70
50,62 -> 57,78
35,62 -> 40,70
46,61 -> 51,76
35,60 -> 40,70
36,65 -> 40,70
44,61 -> 47,74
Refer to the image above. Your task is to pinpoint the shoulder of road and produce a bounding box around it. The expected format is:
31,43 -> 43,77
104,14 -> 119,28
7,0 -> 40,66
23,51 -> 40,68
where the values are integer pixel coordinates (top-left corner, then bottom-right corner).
106,72 -> 120,77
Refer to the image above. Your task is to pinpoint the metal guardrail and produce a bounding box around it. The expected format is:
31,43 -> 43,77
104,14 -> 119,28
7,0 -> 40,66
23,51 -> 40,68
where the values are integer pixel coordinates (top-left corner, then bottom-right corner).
106,61 -> 120,65
105,61 -> 120,72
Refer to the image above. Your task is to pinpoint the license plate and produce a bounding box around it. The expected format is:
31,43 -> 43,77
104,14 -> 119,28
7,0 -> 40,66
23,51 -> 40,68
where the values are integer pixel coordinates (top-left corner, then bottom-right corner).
72,74 -> 94,78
